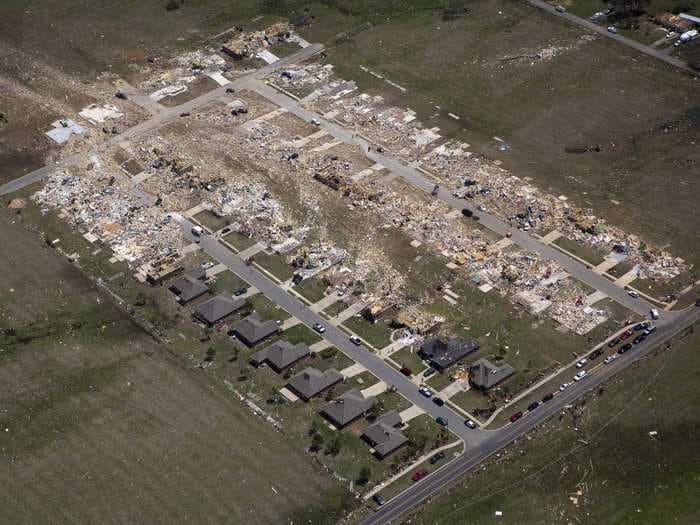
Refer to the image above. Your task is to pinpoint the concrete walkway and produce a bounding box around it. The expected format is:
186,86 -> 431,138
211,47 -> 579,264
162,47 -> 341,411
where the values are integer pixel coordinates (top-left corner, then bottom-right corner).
280,317 -> 301,330
399,405 -> 425,423
614,265 -> 641,287
585,290 -> 608,306
539,229 -> 562,245
310,292 -> 342,313
238,242 -> 266,260
309,340 -> 333,353
340,363 -> 366,378
439,380 -> 467,400
329,301 -> 366,326
362,380 -> 388,397
377,339 -> 411,358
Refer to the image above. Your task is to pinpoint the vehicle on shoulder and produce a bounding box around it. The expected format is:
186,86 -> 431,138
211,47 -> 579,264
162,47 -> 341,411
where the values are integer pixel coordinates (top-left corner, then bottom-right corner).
429,451 -> 445,464
400,366 -> 413,377
510,411 -> 523,423
590,11 -> 604,20
633,334 -> 646,344
542,393 -> 555,403
574,370 -> 587,381
618,343 -> 633,354
607,26 -> 618,34
588,349 -> 603,360
575,358 -> 587,369
607,337 -> 620,348
349,335 -> 363,346
627,289 -> 640,298
620,329 -> 634,340
555,5 -> 566,12
418,386 -> 433,398
436,416 -> 448,426
412,468 -> 429,482
423,367 -> 436,378
464,419 -> 477,429
633,322 -> 647,331
604,354 -> 618,364
559,382 -> 571,392
372,494 -> 385,506
432,397 -> 445,407
461,208 -> 473,217
527,401 -> 539,412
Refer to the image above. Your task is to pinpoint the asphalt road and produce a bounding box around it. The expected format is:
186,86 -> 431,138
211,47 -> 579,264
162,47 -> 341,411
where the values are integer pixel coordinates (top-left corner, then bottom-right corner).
172,214 -> 484,445
0,43 -> 324,197
361,305 -> 700,525
526,0 -> 698,76
243,79 -> 663,319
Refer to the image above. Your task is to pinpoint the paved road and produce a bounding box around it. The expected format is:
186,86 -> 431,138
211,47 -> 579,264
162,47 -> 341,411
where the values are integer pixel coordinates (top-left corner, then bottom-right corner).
242,79 -> 662,318
526,0 -> 697,76
0,43 -> 324,198
362,305 -> 700,525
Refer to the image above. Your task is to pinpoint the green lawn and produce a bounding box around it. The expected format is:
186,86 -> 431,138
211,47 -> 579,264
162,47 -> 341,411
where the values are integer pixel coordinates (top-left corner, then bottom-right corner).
193,210 -> 228,232
553,235 -> 607,267
426,372 -> 455,393
282,324 -> 322,346
449,389 -> 489,418
391,347 -> 427,374
343,316 -> 392,349
248,294 -> 291,322
209,270 -> 248,294
294,276 -> 328,303
324,300 -> 348,318
312,347 -> 354,372
223,230 -> 257,251
255,251 -> 295,281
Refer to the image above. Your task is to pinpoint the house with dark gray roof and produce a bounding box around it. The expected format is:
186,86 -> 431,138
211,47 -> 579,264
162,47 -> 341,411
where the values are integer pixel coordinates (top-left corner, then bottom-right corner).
230,312 -> 280,347
469,358 -> 515,391
320,388 -> 375,429
361,410 -> 407,458
419,336 -> 479,371
169,267 -> 209,304
193,293 -> 246,326
286,367 -> 343,401
250,341 -> 310,373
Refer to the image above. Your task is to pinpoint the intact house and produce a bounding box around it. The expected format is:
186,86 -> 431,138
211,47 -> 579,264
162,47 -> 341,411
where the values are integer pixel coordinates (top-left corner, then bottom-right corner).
250,341 -> 310,373
169,268 -> 209,304
286,367 -> 343,401
419,336 -> 479,371
361,410 -> 408,459
193,293 -> 246,326
469,358 -> 516,391
320,388 -> 375,429
230,312 -> 280,347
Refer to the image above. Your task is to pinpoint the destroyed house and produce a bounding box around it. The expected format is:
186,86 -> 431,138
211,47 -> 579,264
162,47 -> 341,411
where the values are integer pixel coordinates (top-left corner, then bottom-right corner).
361,410 -> 407,458
250,341 -> 310,373
469,358 -> 516,391
193,293 -> 245,326
320,389 -> 375,429
361,301 -> 398,324
169,268 -> 208,304
286,367 -> 343,401
419,336 -> 479,371
231,312 -> 279,347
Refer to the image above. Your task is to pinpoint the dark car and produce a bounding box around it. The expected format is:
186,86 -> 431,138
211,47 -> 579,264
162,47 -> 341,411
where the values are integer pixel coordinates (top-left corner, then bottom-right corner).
429,452 -> 445,464
115,91 -> 128,100
432,397 -> 445,407
527,401 -> 540,412
225,87 -> 236,94
696,298 -> 700,307
461,208 -> 473,217
542,393 -> 554,403
618,343 -> 633,354
411,468 -> 429,482
423,367 -> 436,378
510,412 -> 523,423
400,367 -> 413,377
179,112 -> 190,117
588,349 -> 603,360
607,337 -> 620,348
633,323 -> 647,331
233,287 -> 247,296
436,416 -> 448,426
372,494 -> 385,506
633,334 -> 647,344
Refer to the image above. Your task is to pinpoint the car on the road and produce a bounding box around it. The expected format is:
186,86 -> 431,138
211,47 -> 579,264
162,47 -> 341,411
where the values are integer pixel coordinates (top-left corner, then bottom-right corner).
650,308 -> 660,320
400,366 -> 413,377
312,323 -> 326,334
574,370 -> 587,381
233,287 -> 247,296
372,494 -> 385,506
607,26 -> 618,34
180,112 -> 190,117
646,325 -> 657,334
191,225 -> 204,237
429,451 -> 445,464
527,401 -> 540,412
620,329 -> 634,340
412,468 -> 429,482
559,382 -> 571,392
618,343 -> 633,354
418,386 -> 433,398
555,5 -> 566,13
633,334 -> 647,345
461,208 -> 473,218
590,11 -> 604,20
575,358 -> 588,369
464,419 -> 477,429
349,335 -> 363,346
695,298 -> 700,307
542,393 -> 555,403
510,411 -> 523,423
604,354 -> 618,364
633,322 -> 647,331
310,117 -> 321,126
225,87 -> 236,93
607,337 -> 620,348
423,367 -> 436,378
432,397 -> 445,407
436,416 -> 448,426
588,349 -> 603,360
115,91 -> 128,100
627,290 -> 640,298
477,204 -> 487,212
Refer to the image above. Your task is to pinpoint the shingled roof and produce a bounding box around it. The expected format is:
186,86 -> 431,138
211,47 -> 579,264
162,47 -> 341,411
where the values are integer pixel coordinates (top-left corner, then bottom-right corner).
361,410 -> 407,458
250,341 -> 310,373
231,312 -> 279,346
193,293 -> 245,325
419,336 -> 479,370
469,358 -> 515,390
169,268 -> 209,304
320,388 -> 375,428
286,367 -> 343,401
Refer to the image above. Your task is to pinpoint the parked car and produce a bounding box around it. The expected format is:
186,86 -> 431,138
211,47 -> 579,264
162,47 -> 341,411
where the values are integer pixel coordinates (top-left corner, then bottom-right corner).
349,335 -> 363,346
620,329 -> 634,340
312,323 -> 326,334
436,416 -> 448,426
555,5 -> 566,13
607,26 -> 618,34
633,334 -> 647,345
607,337 -> 620,348
423,367 -> 436,378
115,91 -> 128,100
575,358 -> 588,369
429,452 -> 445,464
412,469 -> 429,482
627,290 -> 640,298
201,261 -> 214,270
650,308 -> 660,320
574,370 -> 587,381
418,386 -> 433,398
604,355 -> 618,364
666,31 -> 678,40
372,494 -> 385,506
310,117 -> 321,126
461,208 -> 473,217
634,323 -> 647,331
233,287 -> 247,296
225,87 -> 236,93
477,204 -> 487,212
590,11 -> 604,20
588,349 -> 603,360
647,325 -> 657,334
510,411 -> 523,423
432,397 -> 445,407
618,343 -> 633,354
542,392 -> 555,403
179,112 -> 190,117
527,401 -> 540,412
464,419 -> 477,429
695,298 -> 700,307
400,367 -> 413,377
559,382 -> 571,392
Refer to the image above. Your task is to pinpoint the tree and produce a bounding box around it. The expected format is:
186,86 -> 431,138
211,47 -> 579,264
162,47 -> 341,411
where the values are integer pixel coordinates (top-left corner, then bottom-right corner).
310,433 -> 324,452
166,0 -> 181,11
357,466 -> 372,485
309,420 -> 321,436
205,347 -> 216,362
326,437 -> 342,456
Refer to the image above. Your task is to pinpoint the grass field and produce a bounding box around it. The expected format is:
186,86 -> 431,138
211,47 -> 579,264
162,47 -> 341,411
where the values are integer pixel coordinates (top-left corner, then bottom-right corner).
0,207 -> 354,524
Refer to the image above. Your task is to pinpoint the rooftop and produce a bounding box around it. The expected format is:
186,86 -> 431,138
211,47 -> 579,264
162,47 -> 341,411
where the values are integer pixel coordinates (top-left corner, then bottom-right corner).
193,293 -> 245,325
469,357 -> 516,390
286,367 -> 343,400
231,312 -> 279,346
250,341 -> 310,372
361,410 -> 407,458
419,336 -> 479,370
320,388 -> 375,428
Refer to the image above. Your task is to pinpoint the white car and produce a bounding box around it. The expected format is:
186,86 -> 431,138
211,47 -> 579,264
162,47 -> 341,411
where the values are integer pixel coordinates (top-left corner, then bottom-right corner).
604,355 -> 618,364
310,118 -> 321,126
478,204 -> 487,212
575,358 -> 587,369
627,289 -> 639,298
650,308 -> 660,320
201,261 -> 214,270
590,12 -> 604,20
574,370 -> 587,381
607,26 -> 618,34
418,386 -> 433,398
559,382 -> 571,392
349,335 -> 362,346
